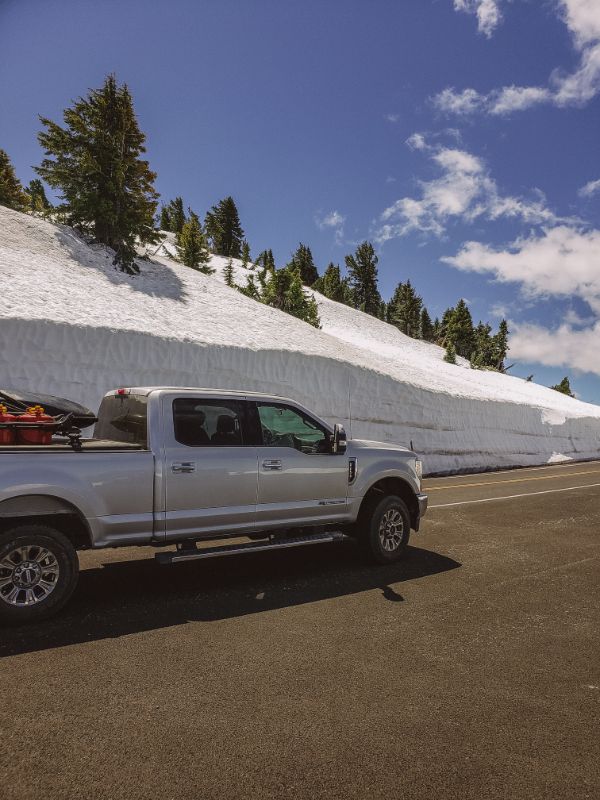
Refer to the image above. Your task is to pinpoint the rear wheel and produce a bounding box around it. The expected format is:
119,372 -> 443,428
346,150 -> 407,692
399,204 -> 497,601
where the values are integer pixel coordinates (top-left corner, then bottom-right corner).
0,525 -> 79,625
359,495 -> 411,564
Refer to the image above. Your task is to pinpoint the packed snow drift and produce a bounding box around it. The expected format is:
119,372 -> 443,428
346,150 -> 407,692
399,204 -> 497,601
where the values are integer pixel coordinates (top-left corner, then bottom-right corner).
1,206 -> 599,473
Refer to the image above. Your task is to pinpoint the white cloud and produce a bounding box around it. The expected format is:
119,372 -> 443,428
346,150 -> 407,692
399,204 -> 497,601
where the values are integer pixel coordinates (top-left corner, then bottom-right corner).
437,1 -> 600,115
315,210 -> 346,245
385,113 -> 400,123
443,225 -> 600,313
406,132 -> 428,150
434,87 -> 485,114
454,0 -> 503,37
509,321 -> 600,377
579,177 -> 600,197
375,139 -> 563,242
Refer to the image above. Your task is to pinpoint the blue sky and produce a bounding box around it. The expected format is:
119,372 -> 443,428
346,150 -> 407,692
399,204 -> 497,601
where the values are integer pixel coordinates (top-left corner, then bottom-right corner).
1,0 -> 600,402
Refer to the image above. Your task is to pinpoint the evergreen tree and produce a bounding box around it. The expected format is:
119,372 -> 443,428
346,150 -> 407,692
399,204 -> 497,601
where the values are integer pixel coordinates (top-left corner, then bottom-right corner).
432,317 -> 441,343
420,307 -> 434,342
159,204 -> 171,231
439,307 -> 455,344
388,280 -> 423,337
471,322 -> 495,368
288,243 -> 319,286
177,212 -> 212,273
169,197 -> 186,234
345,241 -> 382,316
204,196 -> 244,257
255,248 -> 276,271
239,274 -> 261,300
0,149 -> 29,211
550,377 -> 575,397
241,240 -> 251,269
262,266 -> 320,327
493,319 -> 509,371
313,262 -> 351,304
36,74 -> 159,273
444,343 -> 457,364
446,299 -> 475,358
223,257 -> 235,287
26,178 -> 52,214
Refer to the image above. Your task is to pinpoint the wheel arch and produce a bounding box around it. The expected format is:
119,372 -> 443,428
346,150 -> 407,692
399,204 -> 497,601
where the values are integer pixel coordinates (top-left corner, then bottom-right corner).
357,477 -> 419,530
0,495 -> 93,549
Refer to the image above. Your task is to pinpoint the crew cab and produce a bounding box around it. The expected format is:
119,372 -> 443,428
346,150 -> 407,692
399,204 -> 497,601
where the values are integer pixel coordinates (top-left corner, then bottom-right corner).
0,387 -> 427,623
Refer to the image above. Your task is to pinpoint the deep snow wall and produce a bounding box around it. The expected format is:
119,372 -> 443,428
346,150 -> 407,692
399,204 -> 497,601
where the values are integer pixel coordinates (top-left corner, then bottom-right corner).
2,316 -> 599,474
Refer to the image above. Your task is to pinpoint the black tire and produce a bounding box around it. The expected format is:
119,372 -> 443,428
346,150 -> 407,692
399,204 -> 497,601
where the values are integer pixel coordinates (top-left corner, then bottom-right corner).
0,524 -> 79,625
359,494 -> 411,564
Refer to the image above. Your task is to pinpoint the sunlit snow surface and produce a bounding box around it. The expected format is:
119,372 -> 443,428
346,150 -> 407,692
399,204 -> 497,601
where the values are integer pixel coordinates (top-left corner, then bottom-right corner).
1,207 -> 599,473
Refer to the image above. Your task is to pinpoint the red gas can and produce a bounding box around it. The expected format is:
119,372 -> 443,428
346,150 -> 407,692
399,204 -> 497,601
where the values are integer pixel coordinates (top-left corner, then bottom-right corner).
0,404 -> 17,445
17,405 -> 54,445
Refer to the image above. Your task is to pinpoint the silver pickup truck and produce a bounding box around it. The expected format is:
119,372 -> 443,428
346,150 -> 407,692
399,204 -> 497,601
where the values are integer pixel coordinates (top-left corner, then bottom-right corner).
0,387 -> 427,624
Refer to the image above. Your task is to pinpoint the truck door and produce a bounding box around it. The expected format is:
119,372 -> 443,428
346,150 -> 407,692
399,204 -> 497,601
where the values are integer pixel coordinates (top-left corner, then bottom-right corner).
163,396 -> 258,540
252,401 -> 349,528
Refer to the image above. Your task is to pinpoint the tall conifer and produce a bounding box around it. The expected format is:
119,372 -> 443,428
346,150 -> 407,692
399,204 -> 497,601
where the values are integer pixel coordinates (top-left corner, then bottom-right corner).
0,149 -> 29,211
36,74 -> 159,273
345,241 -> 382,316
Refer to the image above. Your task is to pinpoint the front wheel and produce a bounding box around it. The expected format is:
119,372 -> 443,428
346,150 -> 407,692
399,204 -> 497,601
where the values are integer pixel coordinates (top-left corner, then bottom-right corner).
359,495 -> 411,564
0,525 -> 79,625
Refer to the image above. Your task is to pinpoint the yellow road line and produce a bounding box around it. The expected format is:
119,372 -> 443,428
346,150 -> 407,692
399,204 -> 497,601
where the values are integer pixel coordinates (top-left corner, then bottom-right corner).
426,468 -> 600,491
429,482 -> 600,508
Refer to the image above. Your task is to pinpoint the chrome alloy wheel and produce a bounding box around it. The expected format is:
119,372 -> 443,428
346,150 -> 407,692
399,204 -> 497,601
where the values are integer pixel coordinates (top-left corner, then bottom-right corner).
378,508 -> 405,552
0,545 -> 60,607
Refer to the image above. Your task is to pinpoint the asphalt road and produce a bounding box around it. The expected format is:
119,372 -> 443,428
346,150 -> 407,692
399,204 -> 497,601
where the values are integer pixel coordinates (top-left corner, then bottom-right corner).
2,460 -> 599,800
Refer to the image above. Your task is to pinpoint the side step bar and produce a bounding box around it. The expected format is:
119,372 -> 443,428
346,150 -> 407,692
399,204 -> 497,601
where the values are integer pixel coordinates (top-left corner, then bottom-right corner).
155,531 -> 348,565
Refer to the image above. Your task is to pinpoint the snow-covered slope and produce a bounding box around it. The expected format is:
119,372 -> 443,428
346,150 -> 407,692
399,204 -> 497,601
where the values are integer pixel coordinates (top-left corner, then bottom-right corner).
1,206 -> 599,473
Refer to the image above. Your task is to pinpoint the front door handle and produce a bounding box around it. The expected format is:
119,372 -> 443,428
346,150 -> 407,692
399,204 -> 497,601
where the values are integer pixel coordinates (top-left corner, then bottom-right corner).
262,459 -> 282,471
172,461 -> 196,474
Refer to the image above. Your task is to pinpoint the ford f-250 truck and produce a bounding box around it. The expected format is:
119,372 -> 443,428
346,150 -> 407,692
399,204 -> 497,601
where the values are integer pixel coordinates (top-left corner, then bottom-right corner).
0,387 -> 428,624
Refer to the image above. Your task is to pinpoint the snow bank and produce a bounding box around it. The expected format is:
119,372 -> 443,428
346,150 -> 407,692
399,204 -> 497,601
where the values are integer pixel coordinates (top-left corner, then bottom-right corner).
1,207 -> 599,473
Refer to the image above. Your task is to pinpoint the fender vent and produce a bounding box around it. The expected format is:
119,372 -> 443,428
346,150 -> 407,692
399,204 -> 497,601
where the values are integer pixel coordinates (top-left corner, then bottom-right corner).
348,457 -> 358,484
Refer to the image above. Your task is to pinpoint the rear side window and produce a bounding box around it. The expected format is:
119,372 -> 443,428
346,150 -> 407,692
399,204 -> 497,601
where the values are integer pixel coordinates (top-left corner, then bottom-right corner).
94,395 -> 148,447
173,398 -> 245,447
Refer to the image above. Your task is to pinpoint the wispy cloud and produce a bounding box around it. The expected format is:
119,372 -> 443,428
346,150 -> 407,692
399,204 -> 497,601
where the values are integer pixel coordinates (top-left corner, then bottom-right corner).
374,137 -> 564,243
579,177 -> 600,198
315,210 -> 346,245
442,226 -> 600,313
509,321 -> 600,377
453,0 -> 503,38
385,113 -> 400,123
437,1 -> 600,115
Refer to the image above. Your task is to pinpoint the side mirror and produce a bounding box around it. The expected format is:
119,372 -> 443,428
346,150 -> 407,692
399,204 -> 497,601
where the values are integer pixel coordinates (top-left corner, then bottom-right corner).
332,423 -> 347,454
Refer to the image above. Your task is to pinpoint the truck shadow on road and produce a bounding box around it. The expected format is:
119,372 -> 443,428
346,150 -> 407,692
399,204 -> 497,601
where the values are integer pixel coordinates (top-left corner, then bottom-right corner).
0,543 -> 460,657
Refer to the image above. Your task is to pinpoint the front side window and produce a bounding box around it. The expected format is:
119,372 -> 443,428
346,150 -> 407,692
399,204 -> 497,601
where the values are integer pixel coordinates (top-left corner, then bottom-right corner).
173,398 -> 244,447
257,403 -> 329,454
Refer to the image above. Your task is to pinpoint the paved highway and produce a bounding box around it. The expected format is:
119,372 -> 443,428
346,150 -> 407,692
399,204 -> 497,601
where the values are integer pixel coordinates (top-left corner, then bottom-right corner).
1,460 -> 599,799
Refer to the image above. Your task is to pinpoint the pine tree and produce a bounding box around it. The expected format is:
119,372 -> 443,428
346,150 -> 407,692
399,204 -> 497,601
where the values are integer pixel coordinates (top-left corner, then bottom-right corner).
204,196 -> 244,257
471,322 -> 495,368
432,317 -> 441,343
36,74 -> 159,273
255,248 -> 276,271
446,299 -> 475,358
169,197 -> 186,234
493,319 -> 509,371
177,212 -> 213,273
313,262 -> 351,304
388,280 -> 423,337
239,274 -> 261,300
159,205 -> 171,231
420,307 -> 434,342
262,266 -> 320,327
0,149 -> 29,211
550,377 -> 575,397
345,241 -> 382,316
444,343 -> 457,364
241,240 -> 251,269
223,257 -> 235,287
25,178 -> 52,214
288,243 -> 319,286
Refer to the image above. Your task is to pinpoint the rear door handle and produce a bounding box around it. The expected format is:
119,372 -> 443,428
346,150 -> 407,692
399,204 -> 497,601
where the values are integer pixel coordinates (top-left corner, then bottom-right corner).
172,461 -> 196,474
262,459 -> 282,471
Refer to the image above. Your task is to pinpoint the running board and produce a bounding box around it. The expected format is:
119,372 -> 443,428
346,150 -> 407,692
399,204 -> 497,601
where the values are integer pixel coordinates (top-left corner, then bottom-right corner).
155,531 -> 348,565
